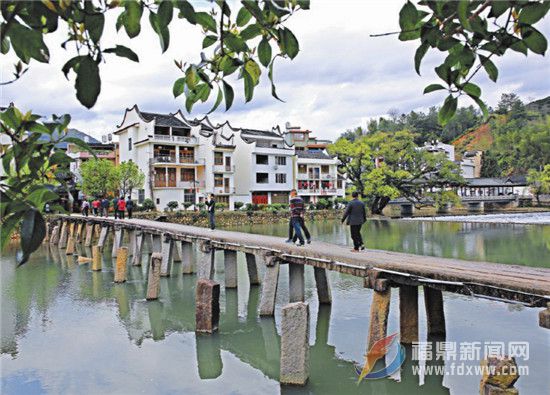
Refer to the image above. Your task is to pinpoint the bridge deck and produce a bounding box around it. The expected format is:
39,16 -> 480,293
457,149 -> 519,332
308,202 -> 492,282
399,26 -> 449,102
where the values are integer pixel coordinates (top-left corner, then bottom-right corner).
59,215 -> 550,306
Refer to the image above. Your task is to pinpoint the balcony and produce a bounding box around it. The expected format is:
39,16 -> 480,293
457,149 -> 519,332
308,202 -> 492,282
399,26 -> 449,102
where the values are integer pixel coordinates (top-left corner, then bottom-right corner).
154,180 -> 206,189
152,134 -> 198,145
150,156 -> 205,165
212,164 -> 235,173
213,186 -> 235,195
297,188 -> 338,195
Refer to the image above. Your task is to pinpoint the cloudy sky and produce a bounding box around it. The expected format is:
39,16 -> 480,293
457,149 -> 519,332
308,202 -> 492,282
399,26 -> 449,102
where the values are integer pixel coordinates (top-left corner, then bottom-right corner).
1,0 -> 549,141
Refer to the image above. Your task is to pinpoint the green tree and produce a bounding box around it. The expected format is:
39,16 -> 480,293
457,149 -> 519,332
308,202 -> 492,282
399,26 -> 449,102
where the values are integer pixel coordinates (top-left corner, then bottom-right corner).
0,106 -> 89,264
480,149 -> 502,177
80,158 -> 118,197
328,130 -> 463,214
527,165 -> 550,205
117,160 -> 145,197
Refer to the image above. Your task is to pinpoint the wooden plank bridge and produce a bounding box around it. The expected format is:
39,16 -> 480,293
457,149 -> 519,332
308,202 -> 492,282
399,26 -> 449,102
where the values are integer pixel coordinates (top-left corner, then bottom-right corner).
46,214 -> 550,386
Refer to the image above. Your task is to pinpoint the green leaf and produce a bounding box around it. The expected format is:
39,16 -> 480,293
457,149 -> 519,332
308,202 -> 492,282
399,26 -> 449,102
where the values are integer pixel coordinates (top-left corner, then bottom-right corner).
268,55 -> 284,102
103,45 -> 139,62
1,37 -> 10,54
423,84 -> 446,94
462,82 -> 481,98
124,0 -> 143,38
222,80 -> 234,111
470,95 -> 488,119
208,87 -> 223,114
62,55 -> 85,79
18,208 -> 46,266
85,13 -> 105,44
27,188 -> 58,208
521,26 -> 547,55
203,35 -> 217,48
399,1 -> 418,30
186,65 -> 198,89
457,0 -> 471,31
175,0 -> 196,24
244,59 -> 261,85
225,33 -> 248,53
280,27 -> 299,59
240,24 -> 262,40
488,1 -> 509,18
438,95 -> 457,126
296,0 -> 310,10
414,42 -> 429,75
195,83 -> 211,102
243,71 -> 254,102
219,55 -> 241,76
236,7 -> 252,26
0,211 -> 24,251
479,55 -> 498,82
158,0 -> 174,26
6,23 -> 49,64
149,12 -> 170,52
75,56 -> 101,109
519,1 -> 550,25
195,12 -> 217,33
258,37 -> 272,68
173,77 -> 185,98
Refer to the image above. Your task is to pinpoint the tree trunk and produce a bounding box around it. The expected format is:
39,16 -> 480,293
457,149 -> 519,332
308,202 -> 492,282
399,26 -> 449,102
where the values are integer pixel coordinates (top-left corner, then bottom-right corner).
370,196 -> 390,215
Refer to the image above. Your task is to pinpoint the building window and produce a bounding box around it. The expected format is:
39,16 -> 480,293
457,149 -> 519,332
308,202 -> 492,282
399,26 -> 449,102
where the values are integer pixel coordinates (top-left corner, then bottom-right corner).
256,173 -> 269,184
156,198 -> 160,205
275,156 -> 286,165
180,168 -> 195,182
184,189 -> 195,204
128,137 -> 132,151
172,127 -> 191,137
138,189 -> 145,203
214,152 -> 223,165
154,126 -> 170,135
214,173 -> 224,187
275,173 -> 286,183
298,164 -> 307,174
217,195 -> 229,205
256,154 -> 268,165
321,165 -> 329,174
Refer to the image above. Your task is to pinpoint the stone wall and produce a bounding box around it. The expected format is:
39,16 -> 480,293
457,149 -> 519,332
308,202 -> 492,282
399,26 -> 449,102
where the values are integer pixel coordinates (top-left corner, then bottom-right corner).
133,209 -> 344,227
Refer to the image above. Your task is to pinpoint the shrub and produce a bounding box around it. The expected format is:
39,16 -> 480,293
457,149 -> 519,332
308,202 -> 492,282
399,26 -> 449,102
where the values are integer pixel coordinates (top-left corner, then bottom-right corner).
308,203 -> 316,211
245,203 -> 259,211
183,202 -> 192,210
316,198 -> 331,210
334,197 -> 348,208
234,201 -> 244,210
217,202 -> 228,211
197,202 -> 206,211
167,201 -> 179,211
142,198 -> 155,211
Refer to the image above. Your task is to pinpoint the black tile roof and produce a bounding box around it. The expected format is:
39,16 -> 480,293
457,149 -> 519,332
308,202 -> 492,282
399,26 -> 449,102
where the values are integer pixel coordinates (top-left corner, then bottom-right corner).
295,150 -> 333,160
140,111 -> 189,128
241,128 -> 282,138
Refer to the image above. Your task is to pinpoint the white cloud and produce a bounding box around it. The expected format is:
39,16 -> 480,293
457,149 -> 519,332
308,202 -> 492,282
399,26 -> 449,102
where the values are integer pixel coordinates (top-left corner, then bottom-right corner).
1,1 -> 549,141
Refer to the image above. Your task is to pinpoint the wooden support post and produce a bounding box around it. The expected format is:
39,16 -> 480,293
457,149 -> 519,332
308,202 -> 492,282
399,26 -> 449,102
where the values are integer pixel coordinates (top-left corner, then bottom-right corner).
195,279 -> 220,334
92,245 -> 102,271
173,239 -> 182,262
97,225 -> 109,251
65,236 -> 75,255
94,224 -> 101,237
313,267 -> 331,304
181,241 -> 194,274
160,234 -> 173,277
367,289 -> 391,351
128,229 -> 137,256
424,287 -> 446,338
198,241 -> 214,280
538,303 -> 550,329
289,263 -> 305,303
259,256 -> 280,316
152,234 -> 162,253
399,285 -> 419,344
84,223 -> 94,247
224,250 -> 238,288
280,302 -> 310,386
58,221 -> 68,249
75,222 -> 83,243
146,253 -> 162,300
112,227 -> 123,258
49,225 -> 60,245
245,253 -> 261,285
114,247 -> 128,283
131,231 -> 144,266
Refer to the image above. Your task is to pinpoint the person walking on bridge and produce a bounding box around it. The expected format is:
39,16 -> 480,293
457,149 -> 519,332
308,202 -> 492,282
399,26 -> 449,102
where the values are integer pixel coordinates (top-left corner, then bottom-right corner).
126,196 -> 134,219
112,196 -> 119,219
289,189 -> 306,246
101,197 -> 109,217
341,191 -> 366,252
205,194 -> 216,230
117,197 -> 126,219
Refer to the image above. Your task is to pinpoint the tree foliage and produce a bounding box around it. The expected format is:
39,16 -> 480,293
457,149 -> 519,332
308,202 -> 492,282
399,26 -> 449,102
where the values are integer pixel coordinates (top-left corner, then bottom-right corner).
79,158 -> 119,197
396,0 -> 550,125
527,164 -> 550,205
0,106 -> 89,265
117,160 -> 145,197
327,130 -> 464,214
1,0 -> 309,111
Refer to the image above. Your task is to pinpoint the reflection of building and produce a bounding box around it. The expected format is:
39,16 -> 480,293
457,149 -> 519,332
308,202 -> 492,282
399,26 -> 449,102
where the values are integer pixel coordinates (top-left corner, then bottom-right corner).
283,123 -> 345,203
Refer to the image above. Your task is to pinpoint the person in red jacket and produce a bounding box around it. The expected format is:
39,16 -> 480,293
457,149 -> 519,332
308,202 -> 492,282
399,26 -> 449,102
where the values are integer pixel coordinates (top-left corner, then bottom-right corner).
117,196 -> 126,219
92,199 -> 100,216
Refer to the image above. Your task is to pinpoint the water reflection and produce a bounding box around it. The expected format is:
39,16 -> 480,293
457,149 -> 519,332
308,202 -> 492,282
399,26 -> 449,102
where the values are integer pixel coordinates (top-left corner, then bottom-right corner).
2,222 -> 549,394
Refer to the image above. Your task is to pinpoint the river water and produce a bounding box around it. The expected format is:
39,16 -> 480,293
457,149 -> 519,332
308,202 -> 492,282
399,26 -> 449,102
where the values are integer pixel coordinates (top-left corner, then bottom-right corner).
1,218 -> 549,394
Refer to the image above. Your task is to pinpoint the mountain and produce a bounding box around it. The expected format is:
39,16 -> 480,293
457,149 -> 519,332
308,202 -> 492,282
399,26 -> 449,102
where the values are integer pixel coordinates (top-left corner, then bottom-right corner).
526,95 -> 550,115
38,128 -> 101,150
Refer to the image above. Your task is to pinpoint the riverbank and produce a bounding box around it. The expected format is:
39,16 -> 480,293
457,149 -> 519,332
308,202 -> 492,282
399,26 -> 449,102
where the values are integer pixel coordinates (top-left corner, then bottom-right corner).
133,209 -> 343,227
403,211 -> 550,225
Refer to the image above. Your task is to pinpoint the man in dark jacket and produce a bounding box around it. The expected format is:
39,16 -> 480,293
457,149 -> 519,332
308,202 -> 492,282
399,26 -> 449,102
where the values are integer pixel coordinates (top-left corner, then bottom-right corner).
288,189 -> 305,246
341,191 -> 367,252
126,196 -> 134,219
113,197 -> 119,219
205,194 -> 216,230
101,197 -> 109,217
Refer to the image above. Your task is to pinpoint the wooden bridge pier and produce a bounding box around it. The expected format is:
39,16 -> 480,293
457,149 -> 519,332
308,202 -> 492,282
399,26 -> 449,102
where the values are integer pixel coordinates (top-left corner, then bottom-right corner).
245,253 -> 261,285
198,241 -> 215,280
97,224 -> 109,251
180,241 -> 194,274
160,233 -> 173,277
112,227 -> 124,258
224,250 -> 238,288
131,231 -> 144,266
58,220 -> 68,249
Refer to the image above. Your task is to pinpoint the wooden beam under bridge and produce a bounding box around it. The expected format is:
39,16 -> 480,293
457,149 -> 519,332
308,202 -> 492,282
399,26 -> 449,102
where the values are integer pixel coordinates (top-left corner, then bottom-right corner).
53,215 -> 550,307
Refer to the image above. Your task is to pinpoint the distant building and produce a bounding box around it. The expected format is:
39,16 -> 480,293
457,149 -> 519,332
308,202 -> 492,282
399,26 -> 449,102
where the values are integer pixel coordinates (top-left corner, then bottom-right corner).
459,151 -> 482,178
457,176 -> 529,197
422,140 -> 455,162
